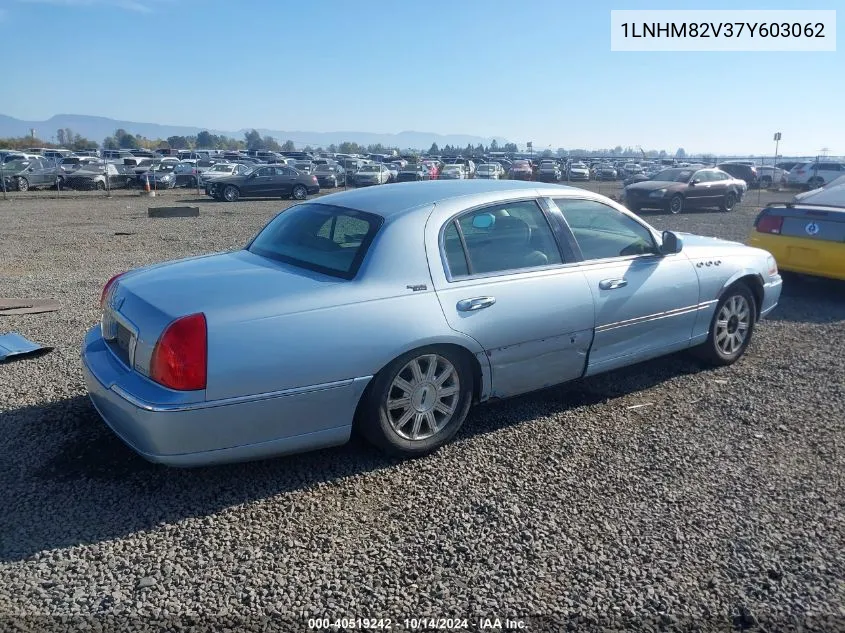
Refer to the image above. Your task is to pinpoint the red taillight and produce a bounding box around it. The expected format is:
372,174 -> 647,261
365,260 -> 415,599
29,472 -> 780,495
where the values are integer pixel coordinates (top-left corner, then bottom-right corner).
312,176 -> 318,182
100,272 -> 126,308
756,214 -> 784,234
796,169 -> 805,174
150,313 -> 207,391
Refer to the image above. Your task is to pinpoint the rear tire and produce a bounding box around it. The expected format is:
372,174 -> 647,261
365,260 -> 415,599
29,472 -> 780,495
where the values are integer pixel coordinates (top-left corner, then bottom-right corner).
692,283 -> 756,366
96,180 -> 106,191
357,346 -> 474,457
291,184 -> 308,200
720,191 -> 737,212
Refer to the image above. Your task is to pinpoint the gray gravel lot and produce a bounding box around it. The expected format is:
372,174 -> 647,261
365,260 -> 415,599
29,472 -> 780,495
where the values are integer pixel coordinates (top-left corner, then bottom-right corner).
0,185 -> 843,632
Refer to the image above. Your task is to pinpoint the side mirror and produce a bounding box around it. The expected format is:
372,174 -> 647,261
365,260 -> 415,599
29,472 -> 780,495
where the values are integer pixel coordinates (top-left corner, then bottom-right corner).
660,230 -> 683,255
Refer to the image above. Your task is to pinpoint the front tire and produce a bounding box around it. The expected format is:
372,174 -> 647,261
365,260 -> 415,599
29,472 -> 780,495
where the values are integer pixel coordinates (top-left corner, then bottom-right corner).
668,194 -> 683,214
222,185 -> 240,202
16,177 -> 29,192
291,184 -> 308,200
693,284 -> 756,366
357,347 -> 474,457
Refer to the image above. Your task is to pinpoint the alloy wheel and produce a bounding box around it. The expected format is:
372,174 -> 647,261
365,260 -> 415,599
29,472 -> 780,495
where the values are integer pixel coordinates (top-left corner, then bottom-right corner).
385,354 -> 460,441
715,295 -> 751,356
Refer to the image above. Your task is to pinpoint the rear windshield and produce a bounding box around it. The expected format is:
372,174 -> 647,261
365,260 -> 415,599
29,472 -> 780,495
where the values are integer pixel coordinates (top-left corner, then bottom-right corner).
247,203 -> 383,279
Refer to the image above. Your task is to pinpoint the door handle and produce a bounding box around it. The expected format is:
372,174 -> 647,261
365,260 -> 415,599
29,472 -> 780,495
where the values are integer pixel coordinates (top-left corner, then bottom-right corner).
456,297 -> 496,312
599,278 -> 628,290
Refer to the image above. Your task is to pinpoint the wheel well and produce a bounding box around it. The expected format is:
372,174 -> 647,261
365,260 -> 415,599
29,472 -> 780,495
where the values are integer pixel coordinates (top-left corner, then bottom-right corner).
436,343 -> 484,403
726,275 -> 764,321
352,343 -> 484,426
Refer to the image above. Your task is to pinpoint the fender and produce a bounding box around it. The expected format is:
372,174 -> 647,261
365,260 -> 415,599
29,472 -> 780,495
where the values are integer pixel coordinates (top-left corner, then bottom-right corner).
716,268 -> 765,320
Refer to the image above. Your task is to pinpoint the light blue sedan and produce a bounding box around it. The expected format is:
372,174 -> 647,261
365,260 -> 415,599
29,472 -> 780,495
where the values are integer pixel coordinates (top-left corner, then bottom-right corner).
82,180 -> 783,466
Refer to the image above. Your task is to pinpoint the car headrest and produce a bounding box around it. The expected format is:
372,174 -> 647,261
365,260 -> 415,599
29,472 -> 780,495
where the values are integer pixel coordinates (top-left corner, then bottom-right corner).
492,215 -> 531,244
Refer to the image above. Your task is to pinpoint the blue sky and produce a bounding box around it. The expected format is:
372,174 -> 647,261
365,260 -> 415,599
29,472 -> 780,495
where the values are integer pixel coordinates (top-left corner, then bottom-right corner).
0,0 -> 840,154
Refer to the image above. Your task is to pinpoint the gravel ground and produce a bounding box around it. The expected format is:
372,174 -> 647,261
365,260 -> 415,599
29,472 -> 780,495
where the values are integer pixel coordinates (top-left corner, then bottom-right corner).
0,185 -> 843,632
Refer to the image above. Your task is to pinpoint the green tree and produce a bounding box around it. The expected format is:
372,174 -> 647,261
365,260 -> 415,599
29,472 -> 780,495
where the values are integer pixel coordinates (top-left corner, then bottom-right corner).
166,135 -> 189,149
56,129 -> 66,145
338,141 -> 362,154
263,136 -> 282,152
675,147 -> 686,158
429,142 -> 439,154
281,140 -> 296,152
196,130 -> 215,148
102,136 -> 118,150
503,142 -> 518,153
244,129 -> 263,150
327,143 -> 338,153
488,139 -> 498,152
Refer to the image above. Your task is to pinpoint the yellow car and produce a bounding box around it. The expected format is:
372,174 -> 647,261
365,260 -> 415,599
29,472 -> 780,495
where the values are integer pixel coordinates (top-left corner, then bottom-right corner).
748,203 -> 845,281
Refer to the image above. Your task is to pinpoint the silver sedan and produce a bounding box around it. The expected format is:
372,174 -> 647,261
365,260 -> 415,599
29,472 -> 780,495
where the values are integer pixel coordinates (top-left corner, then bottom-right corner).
82,180 -> 782,466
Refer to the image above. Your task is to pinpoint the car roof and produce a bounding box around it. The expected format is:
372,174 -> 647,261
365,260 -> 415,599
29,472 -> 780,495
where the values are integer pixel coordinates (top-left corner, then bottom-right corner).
314,179 -> 583,217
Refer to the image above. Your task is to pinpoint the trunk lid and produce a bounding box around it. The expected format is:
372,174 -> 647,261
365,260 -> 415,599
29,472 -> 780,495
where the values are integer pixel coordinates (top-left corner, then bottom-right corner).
115,250 -> 347,321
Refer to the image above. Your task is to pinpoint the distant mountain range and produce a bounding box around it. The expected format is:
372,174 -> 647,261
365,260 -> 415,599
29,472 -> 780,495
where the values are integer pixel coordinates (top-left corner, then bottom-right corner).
0,114 -> 510,150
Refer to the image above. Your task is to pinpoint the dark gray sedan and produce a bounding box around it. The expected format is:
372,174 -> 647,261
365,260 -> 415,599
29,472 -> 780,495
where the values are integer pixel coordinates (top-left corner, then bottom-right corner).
208,164 -> 321,202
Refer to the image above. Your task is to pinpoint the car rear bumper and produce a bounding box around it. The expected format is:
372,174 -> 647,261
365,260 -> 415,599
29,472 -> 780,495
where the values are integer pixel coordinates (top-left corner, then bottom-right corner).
748,234 -> 845,281
81,326 -> 366,466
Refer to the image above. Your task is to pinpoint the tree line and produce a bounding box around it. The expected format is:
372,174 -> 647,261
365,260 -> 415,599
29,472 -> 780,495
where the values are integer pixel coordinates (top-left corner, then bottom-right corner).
1,126 -> 700,160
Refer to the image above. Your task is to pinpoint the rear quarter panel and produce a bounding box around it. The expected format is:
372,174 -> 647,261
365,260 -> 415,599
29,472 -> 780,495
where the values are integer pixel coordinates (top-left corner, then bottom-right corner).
205,208 -> 485,401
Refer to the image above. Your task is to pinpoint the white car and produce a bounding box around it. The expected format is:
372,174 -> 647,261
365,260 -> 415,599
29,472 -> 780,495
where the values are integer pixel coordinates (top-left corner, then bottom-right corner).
756,166 -> 789,188
200,162 -> 251,189
568,162 -> 590,181
475,163 -> 503,179
440,164 -> 467,180
354,163 -> 392,186
787,161 -> 845,189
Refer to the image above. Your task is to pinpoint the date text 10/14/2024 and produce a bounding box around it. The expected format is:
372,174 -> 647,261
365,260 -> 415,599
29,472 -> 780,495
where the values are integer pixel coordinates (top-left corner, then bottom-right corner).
307,617 -> 528,630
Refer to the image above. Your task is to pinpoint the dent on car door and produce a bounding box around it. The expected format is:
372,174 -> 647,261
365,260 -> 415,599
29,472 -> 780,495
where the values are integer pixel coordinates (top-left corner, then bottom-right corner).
550,197 -> 701,375
429,199 -> 595,399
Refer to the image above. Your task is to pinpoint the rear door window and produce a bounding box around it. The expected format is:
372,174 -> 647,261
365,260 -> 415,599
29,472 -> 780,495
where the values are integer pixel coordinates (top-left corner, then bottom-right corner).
444,200 -> 563,277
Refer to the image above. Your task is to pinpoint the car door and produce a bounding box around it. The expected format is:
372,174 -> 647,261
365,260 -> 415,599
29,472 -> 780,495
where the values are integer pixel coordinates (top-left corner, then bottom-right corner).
275,166 -> 299,195
549,197 -> 701,375
709,170 -> 732,204
429,198 -> 595,398
26,159 -> 49,187
245,166 -> 273,195
685,169 -> 716,208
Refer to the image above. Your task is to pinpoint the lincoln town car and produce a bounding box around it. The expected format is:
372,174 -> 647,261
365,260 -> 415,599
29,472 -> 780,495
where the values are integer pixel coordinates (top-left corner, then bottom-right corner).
82,180 -> 782,466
